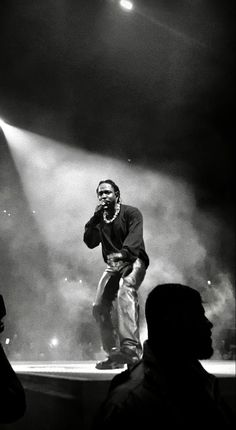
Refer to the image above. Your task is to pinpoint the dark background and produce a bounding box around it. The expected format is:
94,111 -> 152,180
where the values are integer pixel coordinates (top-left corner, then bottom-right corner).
1,0 -> 235,210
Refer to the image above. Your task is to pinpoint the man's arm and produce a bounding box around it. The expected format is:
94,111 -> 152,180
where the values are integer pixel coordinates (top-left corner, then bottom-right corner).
83,207 -> 102,249
108,207 -> 144,263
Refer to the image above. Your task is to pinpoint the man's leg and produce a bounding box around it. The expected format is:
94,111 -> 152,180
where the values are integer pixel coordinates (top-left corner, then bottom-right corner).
93,269 -> 123,369
112,258 -> 146,364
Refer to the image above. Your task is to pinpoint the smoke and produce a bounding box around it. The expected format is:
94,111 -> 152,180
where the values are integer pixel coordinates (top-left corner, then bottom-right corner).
0,127 -> 235,360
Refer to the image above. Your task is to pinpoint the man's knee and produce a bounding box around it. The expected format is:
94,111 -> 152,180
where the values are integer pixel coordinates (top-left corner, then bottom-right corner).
118,283 -> 137,302
122,260 -> 146,290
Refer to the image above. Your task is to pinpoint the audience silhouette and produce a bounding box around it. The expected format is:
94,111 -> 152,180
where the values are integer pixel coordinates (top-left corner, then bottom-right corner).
0,294 -> 26,424
92,283 -> 234,429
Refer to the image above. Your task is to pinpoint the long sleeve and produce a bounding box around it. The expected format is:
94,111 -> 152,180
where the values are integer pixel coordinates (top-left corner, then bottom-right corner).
83,213 -> 101,249
121,207 -> 144,261
83,204 -> 149,267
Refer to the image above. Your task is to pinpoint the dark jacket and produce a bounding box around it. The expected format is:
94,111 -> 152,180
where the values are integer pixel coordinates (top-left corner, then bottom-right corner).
0,343 -> 26,423
84,204 -> 149,268
93,341 -> 234,430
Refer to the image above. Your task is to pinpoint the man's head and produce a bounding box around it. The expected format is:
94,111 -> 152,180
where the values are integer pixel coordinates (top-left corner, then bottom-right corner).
96,180 -> 120,209
145,283 -> 213,360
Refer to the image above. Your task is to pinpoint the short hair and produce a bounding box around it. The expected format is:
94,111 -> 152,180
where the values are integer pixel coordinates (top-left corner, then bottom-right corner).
145,283 -> 202,338
96,179 -> 121,202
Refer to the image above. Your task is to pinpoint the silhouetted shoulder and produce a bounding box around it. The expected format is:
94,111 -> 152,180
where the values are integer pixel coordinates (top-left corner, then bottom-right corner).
93,362 -> 168,429
0,344 -> 26,423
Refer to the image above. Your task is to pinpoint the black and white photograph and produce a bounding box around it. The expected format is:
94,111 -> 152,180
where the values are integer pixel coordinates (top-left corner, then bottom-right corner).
0,1 -> 235,429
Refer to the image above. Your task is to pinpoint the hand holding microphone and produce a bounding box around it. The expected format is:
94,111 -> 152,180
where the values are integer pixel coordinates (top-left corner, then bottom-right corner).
95,201 -> 108,212
101,201 -> 109,210
94,201 -> 108,218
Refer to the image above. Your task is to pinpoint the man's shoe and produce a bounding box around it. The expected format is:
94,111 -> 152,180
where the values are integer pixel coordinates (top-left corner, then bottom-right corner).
110,347 -> 141,366
95,357 -> 125,370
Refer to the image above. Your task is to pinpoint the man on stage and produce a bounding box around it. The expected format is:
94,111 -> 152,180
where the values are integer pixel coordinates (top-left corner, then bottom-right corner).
84,179 -> 149,369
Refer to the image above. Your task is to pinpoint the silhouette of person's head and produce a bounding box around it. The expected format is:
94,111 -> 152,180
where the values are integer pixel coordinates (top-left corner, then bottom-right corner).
145,283 -> 213,360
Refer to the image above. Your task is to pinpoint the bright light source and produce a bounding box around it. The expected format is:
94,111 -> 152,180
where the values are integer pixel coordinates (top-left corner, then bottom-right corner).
5,338 -> 10,345
50,337 -> 59,347
120,0 -> 133,11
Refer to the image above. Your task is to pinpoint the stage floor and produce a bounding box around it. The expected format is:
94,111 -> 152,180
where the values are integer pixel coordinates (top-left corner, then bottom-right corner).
11,359 -> 236,380
6,360 -> 235,430
12,360 -> 126,381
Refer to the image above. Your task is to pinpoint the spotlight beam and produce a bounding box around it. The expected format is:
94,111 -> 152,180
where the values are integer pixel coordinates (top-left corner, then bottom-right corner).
0,118 -> 6,128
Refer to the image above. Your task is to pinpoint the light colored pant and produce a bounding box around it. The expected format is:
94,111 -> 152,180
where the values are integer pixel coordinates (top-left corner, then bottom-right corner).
93,258 -> 146,357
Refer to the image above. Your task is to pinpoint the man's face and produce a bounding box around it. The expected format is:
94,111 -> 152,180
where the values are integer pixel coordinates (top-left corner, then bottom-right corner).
159,300 -> 213,360
179,302 -> 214,359
97,183 -> 117,209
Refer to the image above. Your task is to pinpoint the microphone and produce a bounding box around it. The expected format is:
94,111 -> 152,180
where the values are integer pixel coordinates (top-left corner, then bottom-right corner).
101,201 -> 109,210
